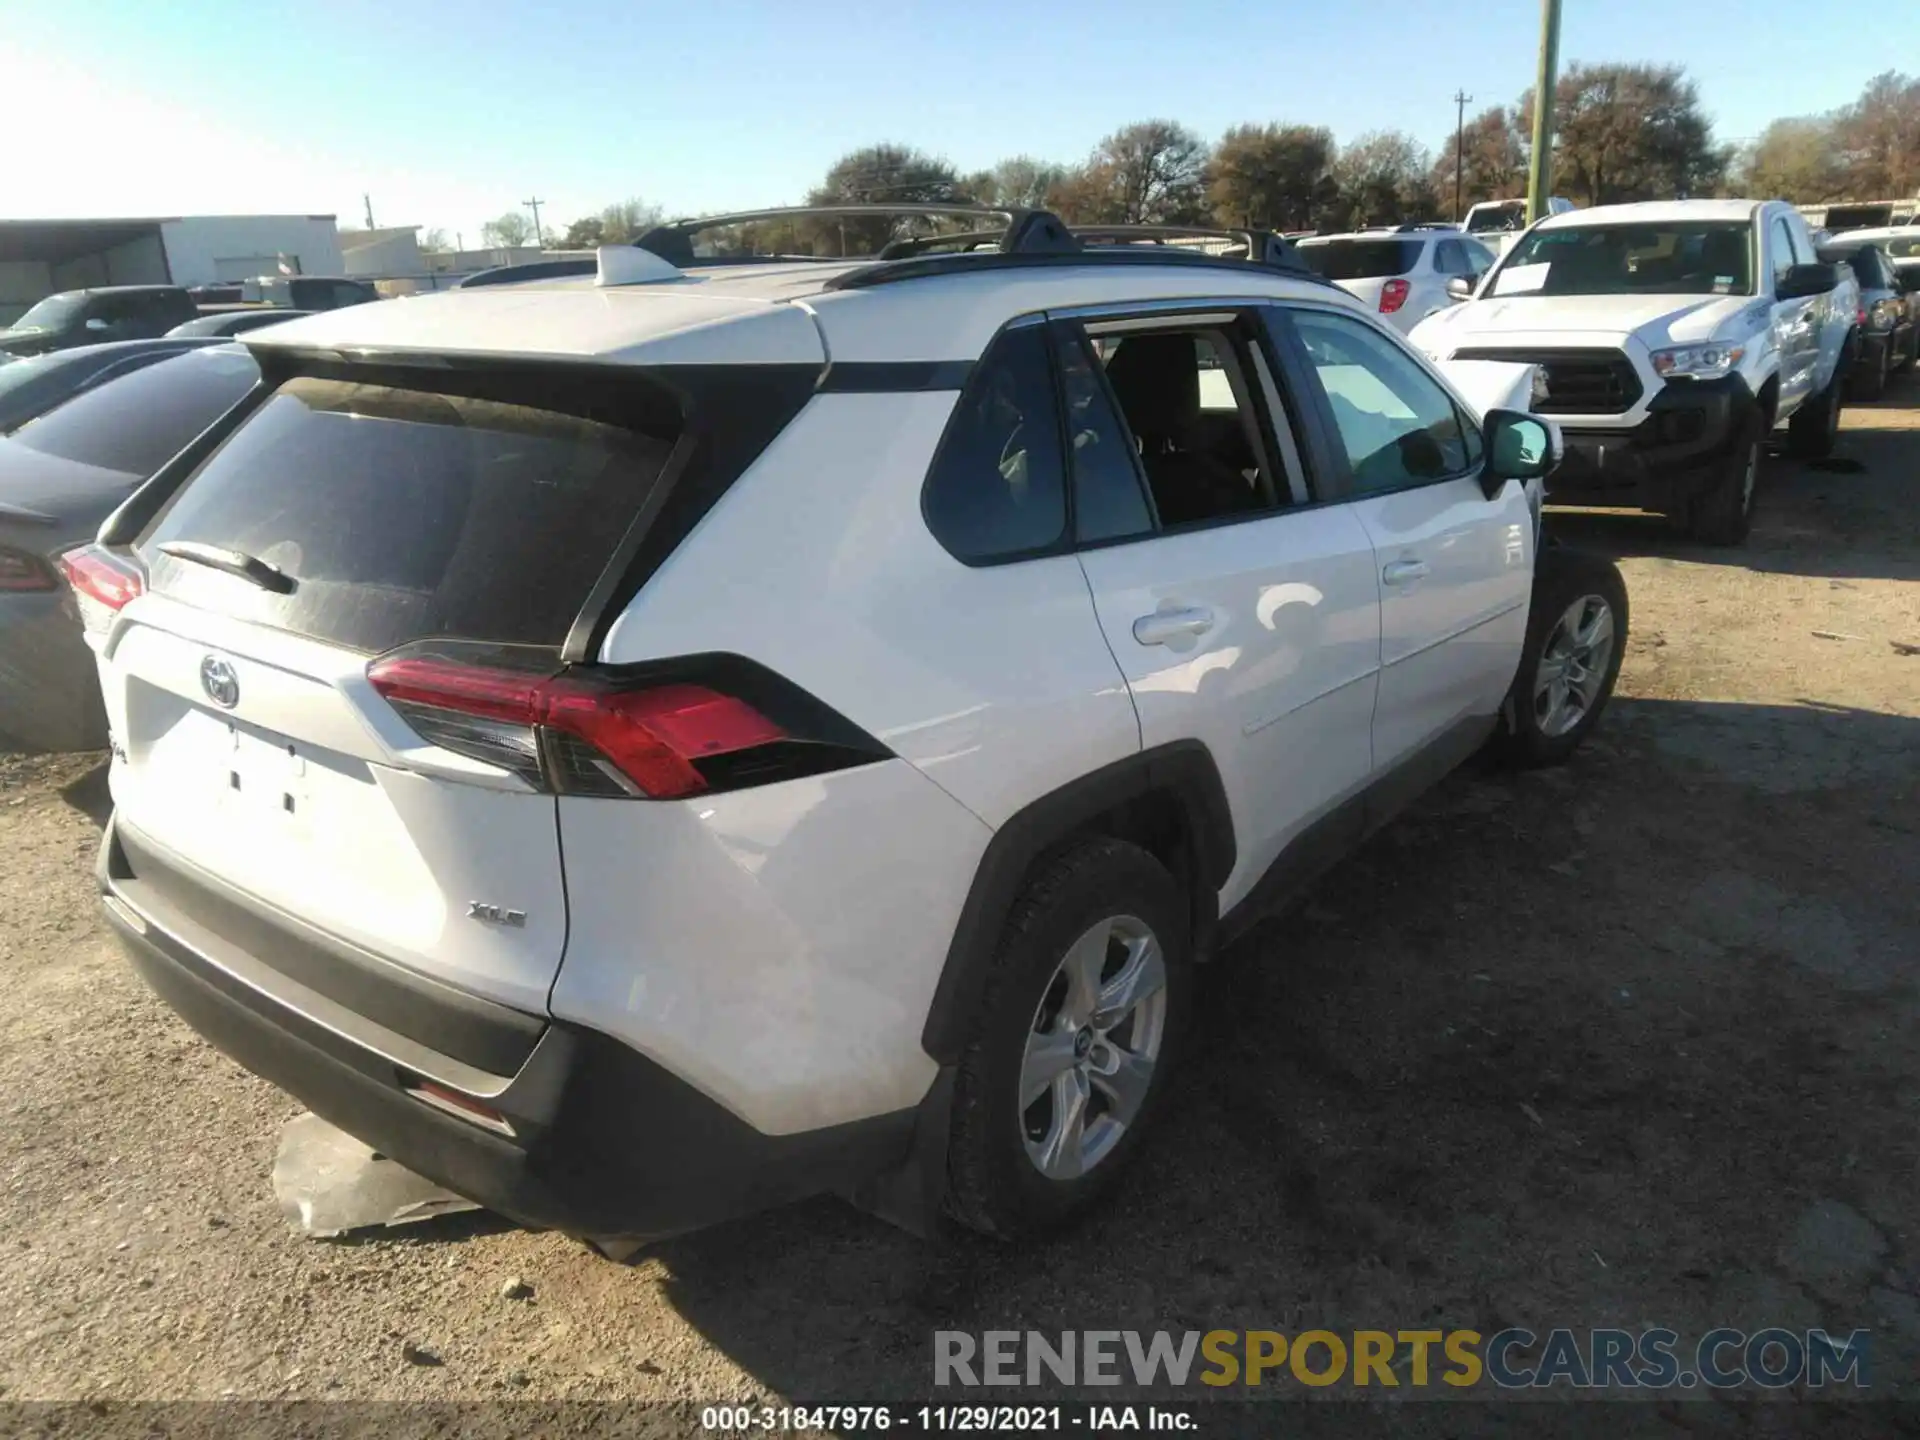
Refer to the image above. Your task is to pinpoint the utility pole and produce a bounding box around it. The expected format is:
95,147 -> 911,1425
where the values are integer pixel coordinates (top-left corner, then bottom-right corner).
363,193 -> 376,230
523,197 -> 546,248
1525,0 -> 1563,224
1452,90 -> 1473,222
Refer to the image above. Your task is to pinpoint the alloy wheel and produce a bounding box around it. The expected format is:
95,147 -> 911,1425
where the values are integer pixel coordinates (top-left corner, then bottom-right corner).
1533,594 -> 1617,739
1019,915 -> 1168,1181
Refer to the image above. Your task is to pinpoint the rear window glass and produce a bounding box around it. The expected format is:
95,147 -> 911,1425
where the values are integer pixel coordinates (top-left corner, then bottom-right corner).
1296,240 -> 1421,280
1820,247 -> 1887,286
11,346 -> 258,477
142,376 -> 679,654
1824,207 -> 1893,232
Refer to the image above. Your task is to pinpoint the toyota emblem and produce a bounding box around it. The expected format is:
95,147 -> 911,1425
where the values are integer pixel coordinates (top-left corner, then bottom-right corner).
199,655 -> 239,709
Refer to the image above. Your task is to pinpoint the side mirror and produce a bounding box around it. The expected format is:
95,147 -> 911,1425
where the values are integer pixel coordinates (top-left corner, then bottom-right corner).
1776,262 -> 1841,301
1446,275 -> 1475,302
83,317 -> 110,333
1481,407 -> 1562,496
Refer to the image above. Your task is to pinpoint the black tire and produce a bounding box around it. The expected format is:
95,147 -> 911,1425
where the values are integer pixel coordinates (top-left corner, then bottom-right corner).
945,837 -> 1190,1241
1788,363 -> 1844,459
1490,546 -> 1629,769
1688,410 -> 1764,544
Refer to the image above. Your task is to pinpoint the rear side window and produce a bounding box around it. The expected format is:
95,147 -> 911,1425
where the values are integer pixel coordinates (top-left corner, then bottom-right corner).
1296,239 -> 1422,280
143,377 -> 678,654
921,324 -> 1067,563
12,346 -> 258,477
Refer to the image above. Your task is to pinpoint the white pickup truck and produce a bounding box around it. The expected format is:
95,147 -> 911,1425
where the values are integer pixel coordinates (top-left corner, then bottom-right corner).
1411,199 -> 1860,544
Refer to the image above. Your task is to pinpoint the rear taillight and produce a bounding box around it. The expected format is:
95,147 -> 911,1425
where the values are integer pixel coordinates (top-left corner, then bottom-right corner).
366,647 -> 883,800
56,544 -> 145,633
1857,306 -> 1869,325
1380,279 -> 1411,314
0,546 -> 57,593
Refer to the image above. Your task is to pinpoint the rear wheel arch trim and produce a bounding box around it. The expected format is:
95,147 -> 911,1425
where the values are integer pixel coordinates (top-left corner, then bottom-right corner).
918,740 -> 1234,1066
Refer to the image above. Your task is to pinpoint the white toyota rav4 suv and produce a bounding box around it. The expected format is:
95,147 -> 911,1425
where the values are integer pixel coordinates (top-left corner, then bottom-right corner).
71,207 -> 1628,1246
1412,199 -> 1860,545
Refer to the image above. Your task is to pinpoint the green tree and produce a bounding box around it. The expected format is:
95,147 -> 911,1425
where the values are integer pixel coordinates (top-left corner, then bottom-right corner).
1207,123 -> 1338,231
805,144 -> 963,252
1330,130 -> 1434,228
1521,63 -> 1728,205
961,156 -> 1067,210
480,211 -> 533,248
1738,117 -> 1847,203
562,215 -> 606,248
419,228 -> 450,252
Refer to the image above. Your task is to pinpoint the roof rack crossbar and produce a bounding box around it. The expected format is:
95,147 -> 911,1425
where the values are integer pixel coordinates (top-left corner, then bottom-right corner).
631,204 -> 1075,267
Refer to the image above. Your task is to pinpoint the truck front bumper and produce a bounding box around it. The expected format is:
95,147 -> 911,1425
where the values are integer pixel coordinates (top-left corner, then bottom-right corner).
1546,375 -> 1758,516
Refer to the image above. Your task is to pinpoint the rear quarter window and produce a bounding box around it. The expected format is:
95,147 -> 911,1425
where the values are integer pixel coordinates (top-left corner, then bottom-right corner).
142,376 -> 680,654
921,325 -> 1067,564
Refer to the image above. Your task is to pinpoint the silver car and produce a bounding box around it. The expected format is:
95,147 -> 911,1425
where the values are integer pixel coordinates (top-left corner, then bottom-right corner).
0,345 -> 258,751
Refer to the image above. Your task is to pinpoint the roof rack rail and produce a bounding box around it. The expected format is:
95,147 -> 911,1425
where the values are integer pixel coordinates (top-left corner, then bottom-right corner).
633,204 -> 1079,267
1072,224 -> 1315,271
456,256 -> 599,288
826,218 -> 1333,292
1392,222 -> 1460,233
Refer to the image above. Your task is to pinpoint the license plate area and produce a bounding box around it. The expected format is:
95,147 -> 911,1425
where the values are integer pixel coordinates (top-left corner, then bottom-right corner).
214,717 -> 314,836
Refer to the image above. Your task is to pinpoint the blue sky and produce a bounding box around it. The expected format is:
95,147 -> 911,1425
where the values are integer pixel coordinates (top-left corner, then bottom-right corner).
1,0 -> 1881,242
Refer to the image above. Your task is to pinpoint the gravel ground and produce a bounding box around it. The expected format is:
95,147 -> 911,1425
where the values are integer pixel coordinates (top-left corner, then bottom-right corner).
1,374 -> 1916,1426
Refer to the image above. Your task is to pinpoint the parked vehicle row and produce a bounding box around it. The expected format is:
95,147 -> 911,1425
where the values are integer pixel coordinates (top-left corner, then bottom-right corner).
0,277 -> 376,358
0,346 -> 260,751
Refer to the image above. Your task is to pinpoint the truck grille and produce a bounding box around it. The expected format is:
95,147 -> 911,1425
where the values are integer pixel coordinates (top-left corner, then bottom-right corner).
1451,347 -> 1643,415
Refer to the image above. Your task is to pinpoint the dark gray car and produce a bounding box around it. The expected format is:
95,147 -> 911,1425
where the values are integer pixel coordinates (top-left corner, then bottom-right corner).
0,345 -> 259,751
1819,242 -> 1920,399
0,338 -> 220,435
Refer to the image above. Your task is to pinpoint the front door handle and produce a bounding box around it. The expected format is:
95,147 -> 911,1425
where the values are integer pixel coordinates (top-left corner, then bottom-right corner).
1132,604 -> 1215,646
1382,559 -> 1431,586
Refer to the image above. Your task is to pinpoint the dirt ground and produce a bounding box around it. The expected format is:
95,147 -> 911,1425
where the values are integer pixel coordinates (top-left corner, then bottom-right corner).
1,374 -> 1916,1429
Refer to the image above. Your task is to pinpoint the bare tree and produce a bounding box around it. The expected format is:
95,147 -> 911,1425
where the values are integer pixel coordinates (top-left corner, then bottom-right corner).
419,228 -> 450,252
1056,120 -> 1209,224
480,211 -> 533,248
599,198 -> 664,245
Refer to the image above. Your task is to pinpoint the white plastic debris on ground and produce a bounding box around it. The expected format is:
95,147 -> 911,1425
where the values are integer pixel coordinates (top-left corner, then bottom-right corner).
273,1112 -> 480,1237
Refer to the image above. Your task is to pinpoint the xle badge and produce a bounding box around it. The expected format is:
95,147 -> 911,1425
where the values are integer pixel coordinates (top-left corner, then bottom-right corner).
467,902 -> 528,928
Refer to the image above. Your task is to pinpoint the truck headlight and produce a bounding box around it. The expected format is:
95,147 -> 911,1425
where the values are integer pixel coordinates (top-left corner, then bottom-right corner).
1650,344 -> 1744,379
1869,299 -> 1897,332
1530,365 -> 1550,407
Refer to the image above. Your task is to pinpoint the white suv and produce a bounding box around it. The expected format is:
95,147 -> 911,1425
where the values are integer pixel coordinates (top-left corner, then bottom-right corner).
1294,226 -> 1498,334
73,207 -> 1627,1245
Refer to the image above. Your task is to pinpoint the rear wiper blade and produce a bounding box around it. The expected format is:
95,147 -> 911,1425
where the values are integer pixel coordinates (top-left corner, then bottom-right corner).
157,541 -> 296,594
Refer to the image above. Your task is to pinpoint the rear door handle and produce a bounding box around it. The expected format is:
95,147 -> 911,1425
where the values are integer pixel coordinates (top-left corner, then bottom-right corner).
1382,559 -> 1431,586
1132,604 -> 1215,646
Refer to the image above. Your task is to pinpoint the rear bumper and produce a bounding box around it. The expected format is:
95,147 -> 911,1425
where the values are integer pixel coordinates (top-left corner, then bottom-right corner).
1545,374 -> 1758,515
98,812 -> 914,1241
